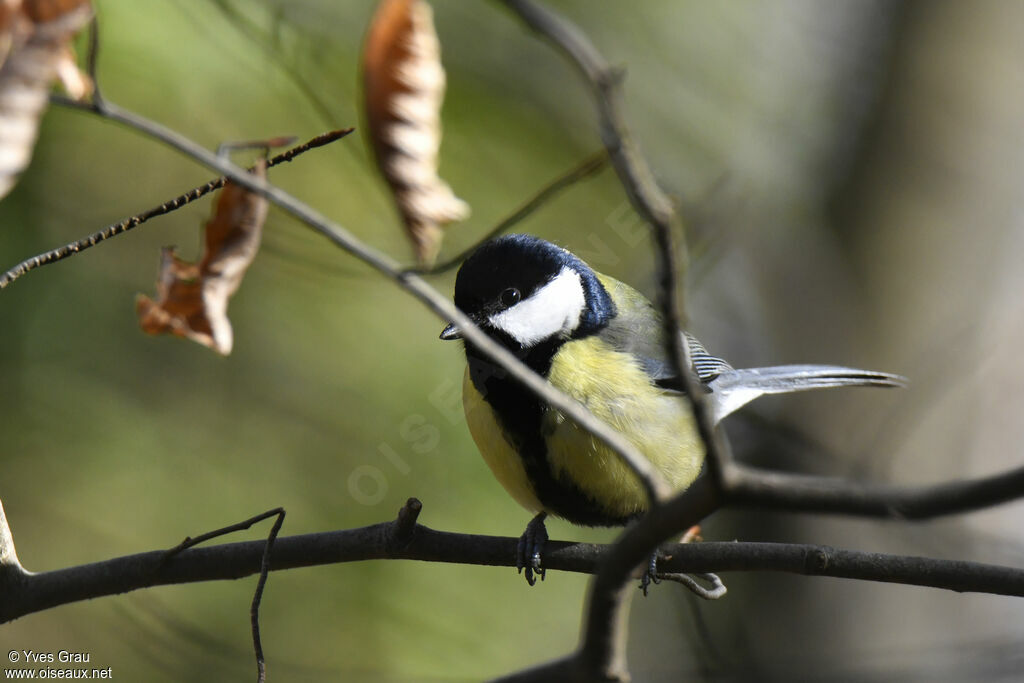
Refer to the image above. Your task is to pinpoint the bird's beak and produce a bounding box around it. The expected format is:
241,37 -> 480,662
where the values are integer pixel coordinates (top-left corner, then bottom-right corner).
439,323 -> 462,341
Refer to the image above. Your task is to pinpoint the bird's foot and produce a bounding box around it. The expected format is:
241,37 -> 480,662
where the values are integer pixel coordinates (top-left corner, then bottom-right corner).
639,527 -> 701,595
640,550 -> 663,596
516,512 -> 548,586
640,526 -> 728,600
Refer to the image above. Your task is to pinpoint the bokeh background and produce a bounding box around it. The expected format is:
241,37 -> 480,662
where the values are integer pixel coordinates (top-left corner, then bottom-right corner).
3,0 -> 1024,680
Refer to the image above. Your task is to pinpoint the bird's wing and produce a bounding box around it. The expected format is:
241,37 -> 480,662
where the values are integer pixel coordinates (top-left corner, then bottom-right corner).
705,365 -> 905,424
593,274 -> 905,425
594,274 -> 731,386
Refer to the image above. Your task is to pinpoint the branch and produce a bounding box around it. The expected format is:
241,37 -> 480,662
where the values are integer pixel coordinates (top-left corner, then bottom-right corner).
495,1 -> 732,678
580,476 -> 717,673
160,506 -> 287,683
0,127 -> 353,289
250,509 -> 285,683
0,498 -> 26,578
1,93 -> 669,506
414,150 -> 609,275
7,10 -> 1020,682
4,497 -> 1024,626
723,461 -> 1024,518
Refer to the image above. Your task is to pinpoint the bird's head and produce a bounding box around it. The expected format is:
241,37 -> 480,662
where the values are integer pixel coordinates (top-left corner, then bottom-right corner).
440,234 -> 615,350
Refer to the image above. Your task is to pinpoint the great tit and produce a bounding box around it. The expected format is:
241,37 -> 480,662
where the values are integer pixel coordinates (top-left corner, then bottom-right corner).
440,234 -> 903,584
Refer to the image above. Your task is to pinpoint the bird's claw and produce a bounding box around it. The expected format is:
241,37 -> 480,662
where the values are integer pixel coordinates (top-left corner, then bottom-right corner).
640,550 -> 663,596
516,512 -> 548,586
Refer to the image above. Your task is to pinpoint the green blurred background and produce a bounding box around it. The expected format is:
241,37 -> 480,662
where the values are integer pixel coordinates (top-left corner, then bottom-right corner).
3,0 -> 1024,680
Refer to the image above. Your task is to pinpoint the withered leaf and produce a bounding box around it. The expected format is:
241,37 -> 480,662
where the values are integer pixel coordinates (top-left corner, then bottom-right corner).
0,0 -> 92,201
363,0 -> 468,267
137,161 -> 268,356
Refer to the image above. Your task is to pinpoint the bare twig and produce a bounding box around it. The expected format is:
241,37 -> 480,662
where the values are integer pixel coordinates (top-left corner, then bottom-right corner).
5,496 -> 1024,626
411,150 -> 609,274
251,510 -> 285,683
655,572 -> 726,600
7,93 -> 668,505
159,507 -> 286,683
164,508 -> 288,559
0,128 -> 354,289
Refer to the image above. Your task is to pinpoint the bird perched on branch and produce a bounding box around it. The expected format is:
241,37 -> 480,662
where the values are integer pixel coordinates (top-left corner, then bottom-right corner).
440,234 -> 903,586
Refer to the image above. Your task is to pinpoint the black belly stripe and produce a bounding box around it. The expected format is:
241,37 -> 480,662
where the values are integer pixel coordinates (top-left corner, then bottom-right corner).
466,341 -> 637,527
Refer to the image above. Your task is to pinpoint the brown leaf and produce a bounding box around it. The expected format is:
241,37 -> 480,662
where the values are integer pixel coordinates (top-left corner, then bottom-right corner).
137,161 -> 268,355
0,0 -> 92,201
363,0 -> 468,267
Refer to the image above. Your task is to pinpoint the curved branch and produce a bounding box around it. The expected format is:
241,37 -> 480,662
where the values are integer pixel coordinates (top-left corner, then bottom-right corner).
724,461 -> 1024,518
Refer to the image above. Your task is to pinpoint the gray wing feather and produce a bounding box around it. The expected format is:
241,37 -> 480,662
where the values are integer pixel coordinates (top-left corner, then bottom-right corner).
707,365 -> 906,424
684,332 -> 733,382
593,275 -> 905,423
595,276 -> 734,384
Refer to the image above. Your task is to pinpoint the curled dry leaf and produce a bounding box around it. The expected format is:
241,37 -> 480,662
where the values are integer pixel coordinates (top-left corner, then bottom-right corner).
363,0 -> 468,267
136,161 -> 268,356
0,0 -> 92,201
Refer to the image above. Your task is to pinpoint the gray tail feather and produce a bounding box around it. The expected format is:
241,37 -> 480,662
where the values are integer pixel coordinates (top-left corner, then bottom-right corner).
707,365 -> 906,424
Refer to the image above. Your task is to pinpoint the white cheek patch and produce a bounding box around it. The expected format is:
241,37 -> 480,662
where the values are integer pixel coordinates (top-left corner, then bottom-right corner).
488,267 -> 587,347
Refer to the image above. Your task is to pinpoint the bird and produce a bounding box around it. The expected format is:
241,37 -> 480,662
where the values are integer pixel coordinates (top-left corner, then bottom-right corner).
440,233 -> 904,586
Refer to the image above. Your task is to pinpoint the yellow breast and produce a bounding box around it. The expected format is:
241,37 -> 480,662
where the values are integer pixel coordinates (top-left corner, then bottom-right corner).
462,336 -> 705,522
463,367 -> 544,514
544,336 -> 704,519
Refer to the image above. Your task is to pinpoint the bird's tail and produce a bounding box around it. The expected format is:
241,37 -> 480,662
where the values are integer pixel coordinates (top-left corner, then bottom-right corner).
707,365 -> 906,424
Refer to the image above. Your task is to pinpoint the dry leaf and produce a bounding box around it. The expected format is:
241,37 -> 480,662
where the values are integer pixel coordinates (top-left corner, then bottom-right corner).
137,161 -> 268,356
363,0 -> 468,267
0,0 -> 92,201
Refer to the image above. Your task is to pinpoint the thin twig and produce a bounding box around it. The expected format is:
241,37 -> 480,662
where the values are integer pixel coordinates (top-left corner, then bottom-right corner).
409,150 -> 609,275
32,94 -> 670,507
164,508 -> 287,559
159,507 -> 286,683
251,509 -> 285,683
0,128 -> 354,289
655,572 -> 727,600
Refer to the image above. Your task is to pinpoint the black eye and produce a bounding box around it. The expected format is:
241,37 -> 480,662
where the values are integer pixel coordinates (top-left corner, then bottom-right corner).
500,287 -> 521,307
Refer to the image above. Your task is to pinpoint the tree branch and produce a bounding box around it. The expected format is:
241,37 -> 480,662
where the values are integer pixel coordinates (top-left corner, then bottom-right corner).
0,498 -> 26,578
495,1 -> 732,678
1,92 -> 670,507
4,497 -> 1024,627
723,461 -> 1024,518
0,128 -> 354,289
5,8 -> 1021,683
413,150 -> 609,275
